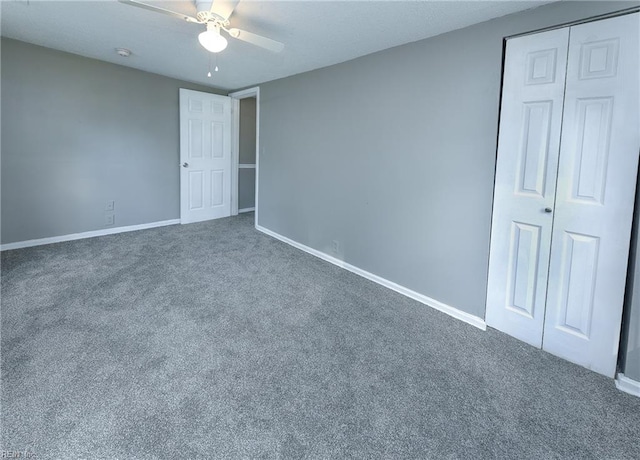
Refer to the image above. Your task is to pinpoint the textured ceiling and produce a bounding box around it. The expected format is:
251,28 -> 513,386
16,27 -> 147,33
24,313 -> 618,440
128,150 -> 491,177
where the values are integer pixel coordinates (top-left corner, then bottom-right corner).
1,0 -> 555,91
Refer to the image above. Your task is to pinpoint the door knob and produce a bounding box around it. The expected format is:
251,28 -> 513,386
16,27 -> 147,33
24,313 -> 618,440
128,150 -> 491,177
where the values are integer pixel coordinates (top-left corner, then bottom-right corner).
544,207 -> 553,213
182,162 -> 189,168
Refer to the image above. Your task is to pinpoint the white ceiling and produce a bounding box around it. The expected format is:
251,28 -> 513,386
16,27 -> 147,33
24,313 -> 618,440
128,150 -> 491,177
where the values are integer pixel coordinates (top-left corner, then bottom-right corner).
1,0 -> 555,91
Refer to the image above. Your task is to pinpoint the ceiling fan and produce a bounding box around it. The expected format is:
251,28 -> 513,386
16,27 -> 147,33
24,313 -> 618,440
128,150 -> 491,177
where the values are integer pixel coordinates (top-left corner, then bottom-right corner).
118,0 -> 284,53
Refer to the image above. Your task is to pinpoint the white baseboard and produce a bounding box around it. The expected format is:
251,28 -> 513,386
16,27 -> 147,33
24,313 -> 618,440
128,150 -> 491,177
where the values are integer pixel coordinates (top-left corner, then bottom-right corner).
0,219 -> 181,251
616,373 -> 640,397
255,224 -> 486,331
238,207 -> 256,213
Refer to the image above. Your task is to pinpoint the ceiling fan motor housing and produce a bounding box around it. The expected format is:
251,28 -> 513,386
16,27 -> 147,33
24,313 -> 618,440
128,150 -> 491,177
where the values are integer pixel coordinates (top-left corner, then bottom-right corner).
195,1 -> 228,25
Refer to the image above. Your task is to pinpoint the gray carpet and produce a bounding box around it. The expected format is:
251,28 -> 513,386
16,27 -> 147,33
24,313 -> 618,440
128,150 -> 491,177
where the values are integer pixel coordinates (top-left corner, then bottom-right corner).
1,212 -> 639,459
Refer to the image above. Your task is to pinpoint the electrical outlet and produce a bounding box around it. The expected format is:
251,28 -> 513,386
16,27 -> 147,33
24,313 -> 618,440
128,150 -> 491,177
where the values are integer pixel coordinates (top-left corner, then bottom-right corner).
105,200 -> 115,211
332,240 -> 339,255
105,214 -> 115,226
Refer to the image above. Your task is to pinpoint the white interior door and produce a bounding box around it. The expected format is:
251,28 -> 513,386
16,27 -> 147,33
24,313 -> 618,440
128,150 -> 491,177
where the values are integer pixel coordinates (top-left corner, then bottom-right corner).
180,89 -> 232,224
542,13 -> 640,377
485,28 -> 570,347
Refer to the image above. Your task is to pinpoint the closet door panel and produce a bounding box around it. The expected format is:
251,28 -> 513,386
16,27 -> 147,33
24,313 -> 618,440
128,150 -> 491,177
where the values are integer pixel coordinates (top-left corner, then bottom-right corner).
485,28 -> 569,346
543,13 -> 640,377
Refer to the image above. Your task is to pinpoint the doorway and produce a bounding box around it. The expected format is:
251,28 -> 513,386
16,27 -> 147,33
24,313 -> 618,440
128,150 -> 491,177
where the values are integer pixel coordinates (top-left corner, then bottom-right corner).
230,87 -> 260,223
238,97 -> 257,214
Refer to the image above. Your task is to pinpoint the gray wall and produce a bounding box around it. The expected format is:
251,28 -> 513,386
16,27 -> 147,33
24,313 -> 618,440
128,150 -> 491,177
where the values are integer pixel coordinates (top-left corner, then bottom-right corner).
1,39 -> 223,244
257,1 -> 639,322
239,98 -> 257,164
238,97 -> 256,210
238,169 -> 256,211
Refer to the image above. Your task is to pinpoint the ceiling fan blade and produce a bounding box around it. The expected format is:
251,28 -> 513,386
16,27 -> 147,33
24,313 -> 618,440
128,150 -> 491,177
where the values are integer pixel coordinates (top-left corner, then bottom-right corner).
118,0 -> 201,23
227,28 -> 284,53
209,0 -> 240,22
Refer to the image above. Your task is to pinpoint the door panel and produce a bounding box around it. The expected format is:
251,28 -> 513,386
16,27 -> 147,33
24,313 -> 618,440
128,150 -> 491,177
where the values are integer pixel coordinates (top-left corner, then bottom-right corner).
542,13 -> 640,377
486,28 -> 570,347
211,170 -> 224,206
180,89 -> 232,223
568,97 -> 612,204
518,101 -> 554,197
554,231 -> 599,338
189,171 -> 204,210
212,122 -> 224,158
507,222 -> 542,318
189,120 -> 204,158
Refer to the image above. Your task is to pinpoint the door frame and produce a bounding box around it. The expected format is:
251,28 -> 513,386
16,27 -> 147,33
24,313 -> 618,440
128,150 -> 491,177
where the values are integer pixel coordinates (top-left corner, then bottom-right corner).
504,5 -> 639,40
229,87 -> 260,225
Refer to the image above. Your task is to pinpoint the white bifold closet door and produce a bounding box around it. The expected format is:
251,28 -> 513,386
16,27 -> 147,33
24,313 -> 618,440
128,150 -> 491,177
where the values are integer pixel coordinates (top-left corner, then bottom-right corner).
486,13 -> 639,377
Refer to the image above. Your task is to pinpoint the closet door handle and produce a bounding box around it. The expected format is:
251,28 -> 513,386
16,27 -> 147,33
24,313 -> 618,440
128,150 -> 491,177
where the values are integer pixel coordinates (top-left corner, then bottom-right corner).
544,207 -> 553,213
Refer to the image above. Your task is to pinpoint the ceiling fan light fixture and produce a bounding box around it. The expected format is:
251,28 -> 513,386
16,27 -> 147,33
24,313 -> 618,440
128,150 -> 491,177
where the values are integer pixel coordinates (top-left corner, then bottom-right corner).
198,23 -> 228,53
